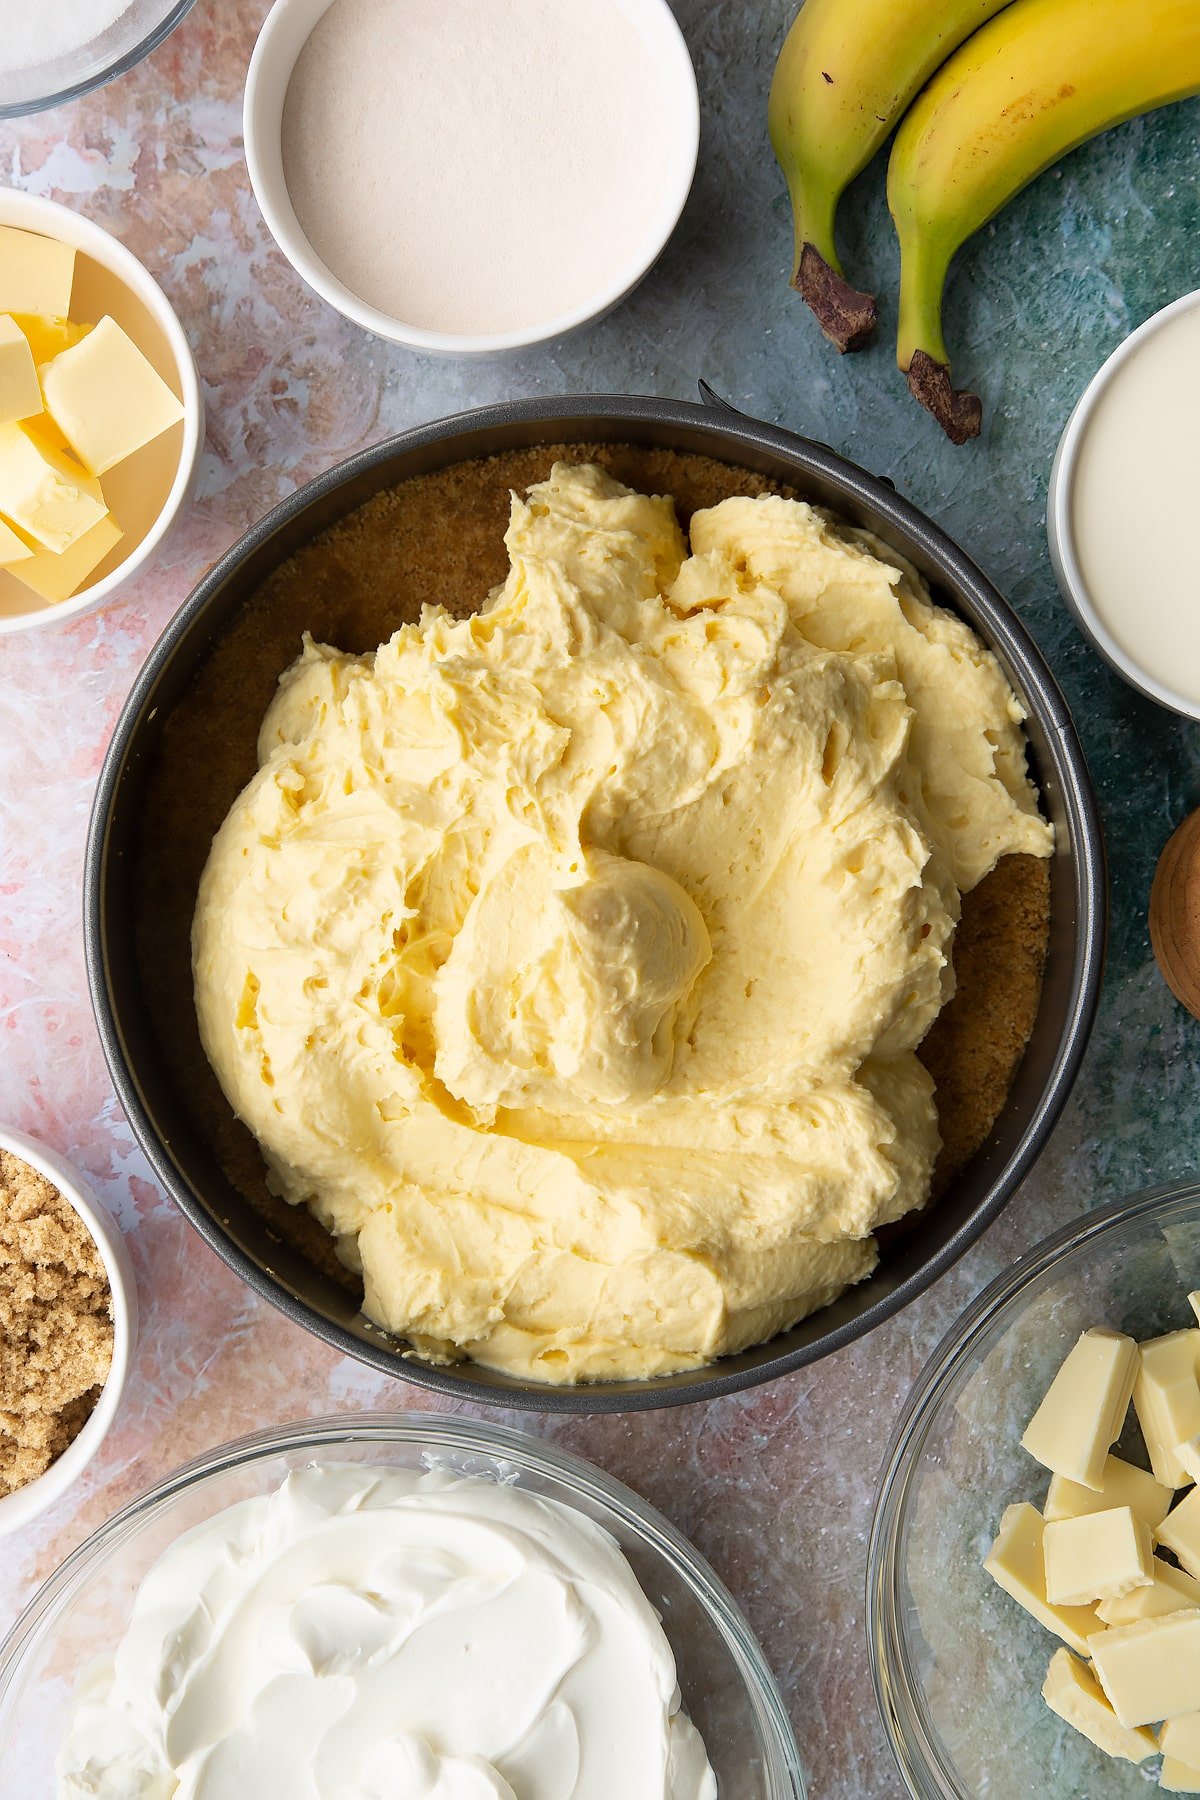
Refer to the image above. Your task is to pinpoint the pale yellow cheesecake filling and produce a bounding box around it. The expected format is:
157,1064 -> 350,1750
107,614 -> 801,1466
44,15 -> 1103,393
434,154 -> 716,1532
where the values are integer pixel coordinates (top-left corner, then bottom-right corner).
193,462 -> 1050,1383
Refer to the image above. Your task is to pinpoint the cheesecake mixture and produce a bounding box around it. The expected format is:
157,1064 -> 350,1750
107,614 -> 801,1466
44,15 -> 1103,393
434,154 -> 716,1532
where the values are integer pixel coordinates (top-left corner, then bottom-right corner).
193,463 -> 1051,1382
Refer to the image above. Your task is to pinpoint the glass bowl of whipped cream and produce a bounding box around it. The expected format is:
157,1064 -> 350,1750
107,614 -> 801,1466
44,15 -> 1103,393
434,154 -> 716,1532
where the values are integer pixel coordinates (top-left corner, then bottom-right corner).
0,1412 -> 804,1797
867,1181 -> 1200,1798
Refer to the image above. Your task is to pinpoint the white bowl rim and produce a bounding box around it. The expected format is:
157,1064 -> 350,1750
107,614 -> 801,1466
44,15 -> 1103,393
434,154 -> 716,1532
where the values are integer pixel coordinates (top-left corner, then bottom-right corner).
1046,286 -> 1200,722
0,190 -> 205,637
243,0 -> 701,355
0,1124 -> 138,1539
0,1410 -> 806,1795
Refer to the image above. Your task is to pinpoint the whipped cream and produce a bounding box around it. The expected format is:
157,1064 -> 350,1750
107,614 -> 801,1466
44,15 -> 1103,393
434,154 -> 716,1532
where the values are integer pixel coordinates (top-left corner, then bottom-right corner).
57,1464 -> 717,1800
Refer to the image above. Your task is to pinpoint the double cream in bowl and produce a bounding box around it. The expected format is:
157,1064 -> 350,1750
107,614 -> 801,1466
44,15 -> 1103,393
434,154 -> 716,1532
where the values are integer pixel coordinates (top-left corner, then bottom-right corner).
0,1414 -> 804,1796
1048,290 -> 1200,719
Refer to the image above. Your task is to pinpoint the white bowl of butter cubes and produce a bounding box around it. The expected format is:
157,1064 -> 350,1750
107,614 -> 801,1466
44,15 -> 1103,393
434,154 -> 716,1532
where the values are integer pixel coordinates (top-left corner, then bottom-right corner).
0,191 -> 203,634
869,1181 -> 1200,1799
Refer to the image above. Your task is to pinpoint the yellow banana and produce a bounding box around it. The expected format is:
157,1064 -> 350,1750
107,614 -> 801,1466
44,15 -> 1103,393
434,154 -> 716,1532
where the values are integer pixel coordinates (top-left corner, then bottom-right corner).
889,0 -> 1200,443
768,0 -> 1014,351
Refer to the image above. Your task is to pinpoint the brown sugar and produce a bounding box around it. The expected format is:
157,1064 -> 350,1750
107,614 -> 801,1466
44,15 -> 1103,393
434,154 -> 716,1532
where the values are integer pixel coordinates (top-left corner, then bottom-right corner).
0,1150 -> 113,1497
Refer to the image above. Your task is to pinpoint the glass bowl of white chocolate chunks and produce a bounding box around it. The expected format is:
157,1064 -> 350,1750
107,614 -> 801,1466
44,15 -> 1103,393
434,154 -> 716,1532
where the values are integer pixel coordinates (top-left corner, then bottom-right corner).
868,1180 -> 1200,1799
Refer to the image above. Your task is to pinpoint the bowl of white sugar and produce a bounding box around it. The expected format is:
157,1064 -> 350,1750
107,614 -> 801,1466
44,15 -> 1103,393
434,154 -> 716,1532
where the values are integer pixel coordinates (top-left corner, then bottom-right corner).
244,0 -> 700,357
0,0 -> 197,117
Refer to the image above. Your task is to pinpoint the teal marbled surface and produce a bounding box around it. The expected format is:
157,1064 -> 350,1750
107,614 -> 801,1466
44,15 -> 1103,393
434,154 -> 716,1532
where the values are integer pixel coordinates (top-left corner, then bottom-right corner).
0,3 -> 1199,1795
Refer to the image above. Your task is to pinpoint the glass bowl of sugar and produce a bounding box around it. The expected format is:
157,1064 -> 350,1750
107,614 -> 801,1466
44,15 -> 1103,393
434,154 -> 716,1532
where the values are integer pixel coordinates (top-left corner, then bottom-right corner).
0,0 -> 198,117
244,0 -> 700,356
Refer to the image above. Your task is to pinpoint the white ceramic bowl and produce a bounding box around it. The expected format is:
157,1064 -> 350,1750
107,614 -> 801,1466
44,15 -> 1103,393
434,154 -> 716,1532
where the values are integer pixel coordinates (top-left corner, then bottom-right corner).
1047,289 -> 1200,721
244,0 -> 700,357
0,191 -> 204,636
0,1126 -> 137,1540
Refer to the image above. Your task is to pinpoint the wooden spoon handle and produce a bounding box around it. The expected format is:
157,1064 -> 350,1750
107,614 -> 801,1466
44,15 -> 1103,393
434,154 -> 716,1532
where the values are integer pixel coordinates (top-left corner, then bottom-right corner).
1151,809 -> 1200,1020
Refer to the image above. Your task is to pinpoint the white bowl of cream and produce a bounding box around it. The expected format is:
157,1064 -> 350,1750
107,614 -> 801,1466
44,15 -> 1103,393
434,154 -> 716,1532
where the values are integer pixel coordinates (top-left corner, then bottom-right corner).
243,0 -> 699,357
1048,290 -> 1200,720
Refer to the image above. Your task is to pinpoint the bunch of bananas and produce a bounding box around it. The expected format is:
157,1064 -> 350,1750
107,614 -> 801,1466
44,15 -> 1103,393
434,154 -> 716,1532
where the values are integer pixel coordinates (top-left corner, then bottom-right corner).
769,0 -> 1200,443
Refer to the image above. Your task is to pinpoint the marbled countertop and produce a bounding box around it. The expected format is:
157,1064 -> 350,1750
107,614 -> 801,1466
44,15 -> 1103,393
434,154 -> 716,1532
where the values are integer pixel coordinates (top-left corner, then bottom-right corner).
2,3 -> 1199,1795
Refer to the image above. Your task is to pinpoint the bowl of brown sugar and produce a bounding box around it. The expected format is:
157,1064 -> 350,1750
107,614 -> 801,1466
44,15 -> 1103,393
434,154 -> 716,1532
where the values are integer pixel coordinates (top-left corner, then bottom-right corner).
0,1128 -> 136,1537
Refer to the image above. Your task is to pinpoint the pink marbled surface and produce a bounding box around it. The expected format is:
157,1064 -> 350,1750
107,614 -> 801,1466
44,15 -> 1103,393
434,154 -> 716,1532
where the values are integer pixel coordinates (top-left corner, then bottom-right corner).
2,4 -> 1193,1797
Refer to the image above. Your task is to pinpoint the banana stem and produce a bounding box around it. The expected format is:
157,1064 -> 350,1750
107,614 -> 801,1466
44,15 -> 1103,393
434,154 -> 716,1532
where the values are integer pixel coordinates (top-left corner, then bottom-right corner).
895,224 -> 981,443
784,168 -> 840,284
786,171 -> 877,353
895,225 -> 953,373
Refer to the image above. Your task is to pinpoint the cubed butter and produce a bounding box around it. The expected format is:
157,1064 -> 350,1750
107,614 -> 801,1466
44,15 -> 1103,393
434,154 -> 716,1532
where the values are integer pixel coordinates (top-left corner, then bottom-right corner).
1096,1556 -> 1200,1626
1162,1715 -> 1200,1769
983,1502 -> 1100,1655
1021,1328 -> 1138,1489
9,313 -> 91,368
1090,1610 -> 1200,1727
0,420 -> 106,552
1163,1756 -> 1200,1794
0,316 -> 41,426
0,516 -> 31,564
1157,1488 -> 1200,1580
1133,1330 -> 1200,1489
1041,1647 -> 1157,1762
41,315 -> 184,477
1043,1506 -> 1154,1606
1044,1453 -> 1174,1530
0,226 -> 75,317
8,513 -> 122,605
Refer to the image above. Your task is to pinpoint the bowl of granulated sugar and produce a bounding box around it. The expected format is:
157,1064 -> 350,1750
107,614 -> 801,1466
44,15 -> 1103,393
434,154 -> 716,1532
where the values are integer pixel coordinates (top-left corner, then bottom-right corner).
0,0 -> 198,118
245,0 -> 700,356
0,1128 -> 137,1537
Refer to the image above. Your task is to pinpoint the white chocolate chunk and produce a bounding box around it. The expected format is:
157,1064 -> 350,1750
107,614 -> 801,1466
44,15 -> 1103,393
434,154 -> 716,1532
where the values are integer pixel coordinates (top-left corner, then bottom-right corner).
1162,1755 -> 1200,1793
1162,1715 -> 1200,1769
0,516 -> 31,564
1044,1454 -> 1174,1530
1097,1556 -> 1200,1626
8,512 -> 122,604
1177,1437 -> 1200,1486
1157,1489 -> 1200,1581
1090,1611 -> 1200,1727
1189,1291 -> 1200,1328
0,419 -> 105,552
1041,1648 -> 1157,1761
0,226 -> 75,317
983,1503 -> 1100,1655
40,315 -> 184,477
1133,1330 -> 1200,1490
0,315 -> 41,426
1043,1507 -> 1154,1606
1021,1329 -> 1138,1489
